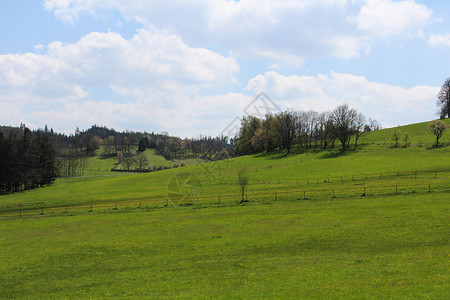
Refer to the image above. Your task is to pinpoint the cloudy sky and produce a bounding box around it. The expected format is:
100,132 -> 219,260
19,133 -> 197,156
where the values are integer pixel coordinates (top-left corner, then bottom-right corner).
1,0 -> 450,137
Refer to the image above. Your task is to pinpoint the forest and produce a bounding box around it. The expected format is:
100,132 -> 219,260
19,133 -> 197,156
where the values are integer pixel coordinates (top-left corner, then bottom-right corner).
0,127 -> 57,194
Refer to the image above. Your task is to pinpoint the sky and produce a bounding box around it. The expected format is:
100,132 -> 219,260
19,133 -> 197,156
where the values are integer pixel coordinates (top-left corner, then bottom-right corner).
1,0 -> 450,138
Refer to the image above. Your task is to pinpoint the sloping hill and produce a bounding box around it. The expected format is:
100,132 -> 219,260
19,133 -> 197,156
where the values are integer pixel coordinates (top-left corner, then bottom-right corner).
1,120 -> 449,210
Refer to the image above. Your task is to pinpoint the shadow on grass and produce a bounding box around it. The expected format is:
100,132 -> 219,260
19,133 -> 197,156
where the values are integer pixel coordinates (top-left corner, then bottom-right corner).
426,142 -> 450,150
253,147 -> 362,160
318,148 -> 358,159
254,148 -> 308,159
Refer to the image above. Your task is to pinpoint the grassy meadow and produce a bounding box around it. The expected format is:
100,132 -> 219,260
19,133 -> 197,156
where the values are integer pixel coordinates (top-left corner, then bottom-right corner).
0,120 -> 449,298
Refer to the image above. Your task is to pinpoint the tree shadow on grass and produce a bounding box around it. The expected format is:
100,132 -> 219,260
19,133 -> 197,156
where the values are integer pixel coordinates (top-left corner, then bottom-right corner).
318,148 -> 357,159
254,148 -> 307,160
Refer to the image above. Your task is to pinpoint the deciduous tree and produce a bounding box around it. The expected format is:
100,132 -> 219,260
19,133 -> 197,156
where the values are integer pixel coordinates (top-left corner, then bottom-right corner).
437,77 -> 450,119
428,120 -> 449,147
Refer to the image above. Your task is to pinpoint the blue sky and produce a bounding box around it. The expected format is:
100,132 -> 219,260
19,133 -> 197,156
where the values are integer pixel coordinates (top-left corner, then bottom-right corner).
1,0 -> 450,137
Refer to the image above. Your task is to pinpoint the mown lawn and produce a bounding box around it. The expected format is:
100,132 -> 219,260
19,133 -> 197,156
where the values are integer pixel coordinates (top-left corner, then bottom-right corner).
0,192 -> 448,298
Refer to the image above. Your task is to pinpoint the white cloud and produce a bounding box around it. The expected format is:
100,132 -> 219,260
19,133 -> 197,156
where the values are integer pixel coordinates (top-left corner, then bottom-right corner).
246,71 -> 439,126
428,33 -> 450,47
354,0 -> 432,37
0,28 -> 238,101
0,28 -> 240,135
44,0 -> 434,63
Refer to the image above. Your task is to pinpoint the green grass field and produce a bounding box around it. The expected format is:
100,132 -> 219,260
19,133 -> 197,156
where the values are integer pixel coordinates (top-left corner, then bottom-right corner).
0,121 -> 449,298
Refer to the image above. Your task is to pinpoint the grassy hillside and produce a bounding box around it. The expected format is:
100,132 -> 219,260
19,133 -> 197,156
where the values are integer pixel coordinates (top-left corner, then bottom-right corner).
0,120 -> 449,298
1,120 -> 449,211
359,118 -> 450,147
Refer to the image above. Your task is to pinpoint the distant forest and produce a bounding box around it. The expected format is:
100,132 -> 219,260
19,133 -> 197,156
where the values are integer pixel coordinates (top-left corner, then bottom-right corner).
0,123 -> 236,193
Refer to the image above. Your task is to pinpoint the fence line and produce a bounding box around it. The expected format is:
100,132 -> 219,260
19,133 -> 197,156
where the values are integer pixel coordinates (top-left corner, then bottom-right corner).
212,169 -> 450,186
2,182 -> 449,218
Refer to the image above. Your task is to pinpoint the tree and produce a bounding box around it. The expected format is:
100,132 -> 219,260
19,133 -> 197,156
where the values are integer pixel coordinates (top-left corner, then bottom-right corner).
403,133 -> 410,148
138,136 -> 150,152
237,168 -> 249,203
391,130 -> 401,148
122,154 -> 135,171
236,116 -> 261,155
353,112 -> 366,148
278,110 -> 298,153
135,152 -> 149,171
103,136 -> 116,156
330,104 -> 358,150
428,120 -> 449,147
437,77 -> 450,119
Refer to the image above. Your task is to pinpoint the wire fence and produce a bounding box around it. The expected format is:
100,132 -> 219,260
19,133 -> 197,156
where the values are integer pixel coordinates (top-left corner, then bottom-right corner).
213,170 -> 450,185
1,181 -> 449,218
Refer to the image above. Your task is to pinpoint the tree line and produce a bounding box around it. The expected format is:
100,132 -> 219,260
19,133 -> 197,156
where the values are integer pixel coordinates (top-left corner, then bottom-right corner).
236,104 -> 381,155
0,127 -> 58,194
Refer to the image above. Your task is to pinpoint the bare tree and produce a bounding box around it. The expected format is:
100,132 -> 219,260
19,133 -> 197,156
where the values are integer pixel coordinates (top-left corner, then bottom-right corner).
391,130 -> 401,148
353,112 -> 366,148
122,154 -> 135,171
428,120 -> 449,147
330,104 -> 358,150
237,168 -> 249,203
437,77 -> 450,119
403,133 -> 410,148
135,152 -> 149,171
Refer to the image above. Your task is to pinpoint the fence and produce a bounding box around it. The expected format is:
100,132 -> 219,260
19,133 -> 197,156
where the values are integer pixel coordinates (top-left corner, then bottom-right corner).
1,181 -> 449,218
213,170 -> 450,185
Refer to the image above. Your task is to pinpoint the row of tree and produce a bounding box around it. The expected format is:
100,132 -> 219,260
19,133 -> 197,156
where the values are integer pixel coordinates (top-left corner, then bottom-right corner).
236,104 -> 380,155
0,128 -> 58,194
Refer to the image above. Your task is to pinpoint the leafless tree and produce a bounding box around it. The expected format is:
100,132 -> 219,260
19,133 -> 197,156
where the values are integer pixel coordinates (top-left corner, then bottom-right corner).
135,152 -> 149,171
353,112 -> 366,148
330,104 -> 358,150
237,168 -> 249,203
391,130 -> 401,148
428,120 -> 449,147
403,133 -> 410,148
